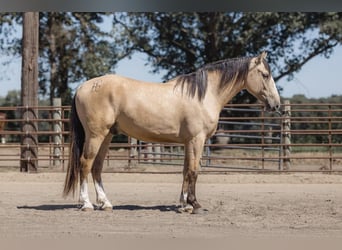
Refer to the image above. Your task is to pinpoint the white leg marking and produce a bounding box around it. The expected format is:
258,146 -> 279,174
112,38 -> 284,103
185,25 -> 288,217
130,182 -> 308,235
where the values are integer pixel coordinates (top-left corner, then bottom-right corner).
178,192 -> 193,213
94,180 -> 113,210
79,180 -> 94,211
180,192 -> 188,206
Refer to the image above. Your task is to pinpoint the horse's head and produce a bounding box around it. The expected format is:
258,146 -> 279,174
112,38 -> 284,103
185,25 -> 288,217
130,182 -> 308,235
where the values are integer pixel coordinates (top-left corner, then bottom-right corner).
245,52 -> 281,112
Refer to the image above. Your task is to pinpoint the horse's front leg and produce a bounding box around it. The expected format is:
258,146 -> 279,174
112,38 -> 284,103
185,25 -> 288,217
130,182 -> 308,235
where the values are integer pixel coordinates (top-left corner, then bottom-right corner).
179,135 -> 205,214
179,164 -> 195,213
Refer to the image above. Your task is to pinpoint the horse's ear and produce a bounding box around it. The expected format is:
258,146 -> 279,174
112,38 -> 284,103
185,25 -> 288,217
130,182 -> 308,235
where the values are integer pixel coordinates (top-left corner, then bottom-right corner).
255,51 -> 267,65
261,51 -> 267,59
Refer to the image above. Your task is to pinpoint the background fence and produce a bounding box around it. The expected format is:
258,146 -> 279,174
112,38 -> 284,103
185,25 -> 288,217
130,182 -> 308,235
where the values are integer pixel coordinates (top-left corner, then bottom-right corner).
0,101 -> 341,172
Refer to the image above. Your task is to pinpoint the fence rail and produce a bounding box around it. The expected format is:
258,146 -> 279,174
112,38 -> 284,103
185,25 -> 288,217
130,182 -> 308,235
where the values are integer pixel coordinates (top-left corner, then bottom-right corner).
0,102 -> 341,172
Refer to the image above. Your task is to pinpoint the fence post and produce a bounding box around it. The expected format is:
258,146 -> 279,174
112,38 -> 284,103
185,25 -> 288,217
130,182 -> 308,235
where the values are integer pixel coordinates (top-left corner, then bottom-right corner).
146,143 -> 153,162
328,104 -> 332,170
0,113 -> 6,144
129,137 -> 137,167
282,100 -> 291,170
154,144 -> 161,163
53,98 -> 62,167
265,127 -> 273,144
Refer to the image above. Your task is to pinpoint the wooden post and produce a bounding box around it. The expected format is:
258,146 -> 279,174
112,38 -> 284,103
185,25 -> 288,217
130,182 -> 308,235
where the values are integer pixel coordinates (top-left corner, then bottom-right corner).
328,105 -> 332,170
53,98 -> 62,167
129,137 -> 137,167
20,12 -> 39,172
261,109 -> 265,169
265,127 -> 273,144
0,113 -> 6,144
146,143 -> 153,162
154,144 -> 161,163
282,100 -> 291,170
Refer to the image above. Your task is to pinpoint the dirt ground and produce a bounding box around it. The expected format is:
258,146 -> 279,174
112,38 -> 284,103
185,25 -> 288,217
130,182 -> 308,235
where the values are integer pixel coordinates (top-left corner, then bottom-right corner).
1,170 -> 342,242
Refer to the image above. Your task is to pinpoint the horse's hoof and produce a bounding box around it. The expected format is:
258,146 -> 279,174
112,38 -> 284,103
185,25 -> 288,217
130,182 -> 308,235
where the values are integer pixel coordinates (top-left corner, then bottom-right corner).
79,203 -> 94,211
97,201 -> 113,211
191,207 -> 209,215
102,206 -> 113,212
81,207 -> 94,212
177,204 -> 193,213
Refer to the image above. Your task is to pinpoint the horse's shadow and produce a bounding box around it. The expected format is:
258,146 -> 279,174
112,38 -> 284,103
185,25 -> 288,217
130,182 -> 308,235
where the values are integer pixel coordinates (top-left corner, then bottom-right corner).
17,204 -> 179,212
17,204 -> 79,211
113,204 -> 178,212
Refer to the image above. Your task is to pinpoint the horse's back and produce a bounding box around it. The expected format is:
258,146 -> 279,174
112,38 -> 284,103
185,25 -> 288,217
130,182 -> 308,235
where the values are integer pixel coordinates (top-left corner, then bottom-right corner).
74,74 -> 218,143
74,75 -> 181,140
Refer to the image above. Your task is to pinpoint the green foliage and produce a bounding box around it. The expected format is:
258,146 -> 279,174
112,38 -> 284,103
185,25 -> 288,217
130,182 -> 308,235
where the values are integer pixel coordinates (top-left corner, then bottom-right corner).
0,90 -> 20,106
1,12 -> 342,107
114,12 -> 342,103
286,95 -> 342,144
1,12 -> 121,105
0,90 -> 21,142
0,13 -> 21,54
38,12 -> 120,105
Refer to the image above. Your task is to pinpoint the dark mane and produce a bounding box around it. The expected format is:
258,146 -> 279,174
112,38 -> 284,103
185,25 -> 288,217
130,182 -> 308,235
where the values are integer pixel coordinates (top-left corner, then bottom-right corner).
175,57 -> 256,101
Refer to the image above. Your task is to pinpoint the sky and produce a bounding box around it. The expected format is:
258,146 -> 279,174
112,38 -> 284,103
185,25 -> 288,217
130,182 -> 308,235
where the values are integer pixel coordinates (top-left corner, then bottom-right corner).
277,45 -> 342,98
1,27 -> 342,99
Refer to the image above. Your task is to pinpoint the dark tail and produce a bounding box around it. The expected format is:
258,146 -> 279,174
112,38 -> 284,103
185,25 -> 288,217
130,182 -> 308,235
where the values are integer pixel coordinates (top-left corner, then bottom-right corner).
63,96 -> 85,197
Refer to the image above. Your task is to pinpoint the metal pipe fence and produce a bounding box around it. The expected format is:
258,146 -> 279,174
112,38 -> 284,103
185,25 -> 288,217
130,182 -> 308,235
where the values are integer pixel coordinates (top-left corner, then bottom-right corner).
0,102 -> 341,172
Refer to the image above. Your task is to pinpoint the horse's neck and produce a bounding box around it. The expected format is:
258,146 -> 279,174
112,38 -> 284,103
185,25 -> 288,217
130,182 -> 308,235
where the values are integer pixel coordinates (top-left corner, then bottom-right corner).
208,72 -> 244,109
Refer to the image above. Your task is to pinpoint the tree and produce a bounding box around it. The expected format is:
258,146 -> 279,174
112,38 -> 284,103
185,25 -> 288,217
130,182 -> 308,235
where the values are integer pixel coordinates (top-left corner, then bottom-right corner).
38,12 -> 121,105
21,12 -> 39,172
1,12 -> 122,105
113,12 -> 342,103
2,12 -> 341,105
0,90 -> 21,143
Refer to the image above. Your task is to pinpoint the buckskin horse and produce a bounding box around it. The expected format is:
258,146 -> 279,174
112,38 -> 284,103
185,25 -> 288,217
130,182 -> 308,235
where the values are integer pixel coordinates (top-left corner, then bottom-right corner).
63,52 -> 280,214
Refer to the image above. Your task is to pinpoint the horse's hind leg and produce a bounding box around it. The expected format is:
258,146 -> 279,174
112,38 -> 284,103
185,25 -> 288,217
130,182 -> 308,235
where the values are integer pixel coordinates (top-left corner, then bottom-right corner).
91,133 -> 113,211
79,136 -> 105,211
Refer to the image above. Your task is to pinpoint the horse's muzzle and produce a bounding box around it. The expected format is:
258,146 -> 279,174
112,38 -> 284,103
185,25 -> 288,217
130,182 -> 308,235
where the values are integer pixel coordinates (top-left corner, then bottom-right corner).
264,100 -> 281,114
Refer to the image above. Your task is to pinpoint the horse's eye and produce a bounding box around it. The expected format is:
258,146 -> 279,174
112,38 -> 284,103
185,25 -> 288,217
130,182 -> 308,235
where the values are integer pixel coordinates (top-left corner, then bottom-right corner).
261,72 -> 269,79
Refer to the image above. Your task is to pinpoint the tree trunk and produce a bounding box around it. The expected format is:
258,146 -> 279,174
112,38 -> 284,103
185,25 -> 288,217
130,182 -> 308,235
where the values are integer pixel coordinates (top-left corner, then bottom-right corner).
20,12 -> 39,172
48,13 -> 58,106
